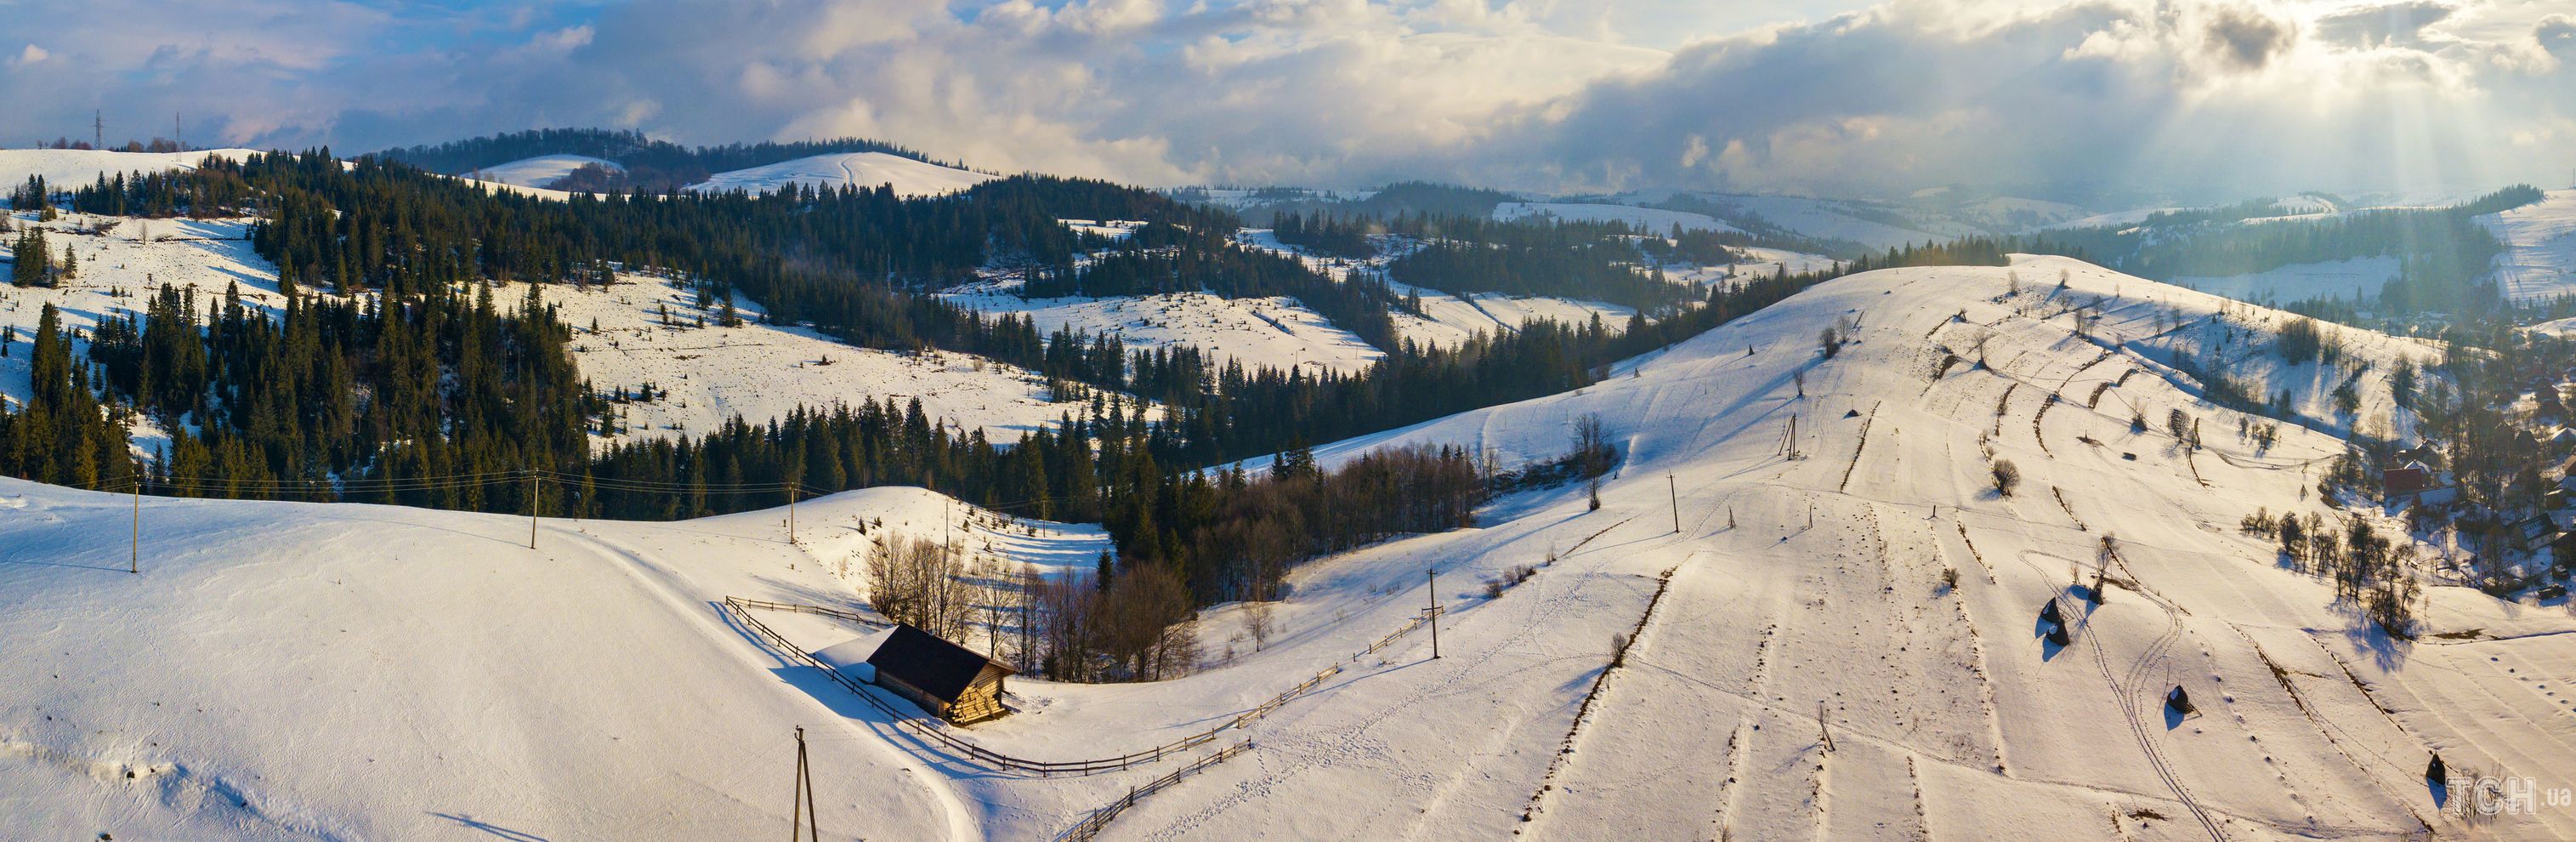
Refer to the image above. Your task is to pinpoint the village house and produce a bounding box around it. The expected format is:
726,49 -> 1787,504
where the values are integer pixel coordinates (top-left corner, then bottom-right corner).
815,624 -> 1014,725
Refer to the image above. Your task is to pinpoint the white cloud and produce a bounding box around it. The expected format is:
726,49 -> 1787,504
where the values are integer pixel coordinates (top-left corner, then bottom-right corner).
3,0 -> 2569,202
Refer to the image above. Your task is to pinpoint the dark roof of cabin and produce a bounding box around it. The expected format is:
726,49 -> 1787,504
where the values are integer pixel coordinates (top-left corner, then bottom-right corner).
2384,466 -> 2438,494
865,624 -> 1013,703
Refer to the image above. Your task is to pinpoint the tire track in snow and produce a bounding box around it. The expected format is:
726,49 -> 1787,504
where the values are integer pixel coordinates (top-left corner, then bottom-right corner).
2071,572 -> 2225,842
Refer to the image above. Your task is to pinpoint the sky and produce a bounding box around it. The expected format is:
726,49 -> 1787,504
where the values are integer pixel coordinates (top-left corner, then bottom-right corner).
3,0 -> 2573,203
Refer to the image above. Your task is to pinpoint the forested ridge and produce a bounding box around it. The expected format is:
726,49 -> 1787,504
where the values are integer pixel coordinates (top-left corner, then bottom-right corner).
3,147 -> 2013,628
2028,185 -> 2544,316
372,127 -> 967,191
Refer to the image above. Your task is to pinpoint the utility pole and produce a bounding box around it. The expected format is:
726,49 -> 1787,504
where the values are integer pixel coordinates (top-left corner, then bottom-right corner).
1426,568 -> 1442,659
527,470 -> 541,550
789,726 -> 819,842
94,110 -> 103,151
1666,473 -> 1680,534
130,476 -> 141,574
787,481 -> 798,544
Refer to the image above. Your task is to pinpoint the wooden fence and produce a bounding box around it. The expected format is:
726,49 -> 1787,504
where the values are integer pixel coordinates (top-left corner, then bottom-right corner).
1056,740 -> 1257,842
725,596 -> 1336,777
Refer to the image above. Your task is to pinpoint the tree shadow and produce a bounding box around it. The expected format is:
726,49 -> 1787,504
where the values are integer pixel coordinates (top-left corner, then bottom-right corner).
426,812 -> 549,842
0,554 -> 128,572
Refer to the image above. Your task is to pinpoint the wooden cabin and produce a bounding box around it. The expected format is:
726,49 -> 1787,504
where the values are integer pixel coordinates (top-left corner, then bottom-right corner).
816,624 -> 1014,725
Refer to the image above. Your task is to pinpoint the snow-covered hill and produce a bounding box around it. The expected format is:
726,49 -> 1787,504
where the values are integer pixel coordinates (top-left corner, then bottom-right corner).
0,482 -> 1084,840
943,282 -> 1387,373
7,254 -> 2566,841
1382,280 -> 1634,349
0,148 -> 261,188
0,211 -> 287,453
0,208 -> 1091,451
1175,254 -> 2560,840
468,154 -> 622,189
2482,188 -> 2576,304
521,273 -> 1098,444
687,152 -> 993,198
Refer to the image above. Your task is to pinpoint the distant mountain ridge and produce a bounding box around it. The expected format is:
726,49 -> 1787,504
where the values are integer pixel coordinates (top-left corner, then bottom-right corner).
372,128 -> 972,192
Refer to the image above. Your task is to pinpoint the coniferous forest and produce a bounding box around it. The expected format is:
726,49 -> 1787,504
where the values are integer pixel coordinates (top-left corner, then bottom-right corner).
3,147 -> 2013,623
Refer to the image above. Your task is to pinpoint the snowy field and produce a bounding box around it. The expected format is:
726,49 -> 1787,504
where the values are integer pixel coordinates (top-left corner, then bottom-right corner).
1380,279 -> 1633,350
2482,189 -> 2576,304
2170,256 -> 2400,305
943,282 -> 1388,373
686,152 -> 994,198
467,154 -> 621,189
517,273 -> 1089,445
1231,228 -> 1639,351
8,254 -> 2567,840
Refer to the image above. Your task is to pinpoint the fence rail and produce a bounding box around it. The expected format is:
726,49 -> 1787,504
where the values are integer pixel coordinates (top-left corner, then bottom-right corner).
1058,740 -> 1257,842
725,596 -> 1336,777
726,597 -> 877,627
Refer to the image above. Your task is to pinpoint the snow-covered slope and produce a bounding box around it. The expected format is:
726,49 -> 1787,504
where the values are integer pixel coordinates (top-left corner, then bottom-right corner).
0,148 -> 260,188
687,152 -> 993,198
1161,254 -> 2560,841
943,282 -> 1387,373
468,154 -> 621,189
0,211 -> 287,453
0,483 -> 1086,840
521,273 -> 1092,444
1382,280 -> 1634,350
7,254 -> 2564,841
2482,188 -> 2576,304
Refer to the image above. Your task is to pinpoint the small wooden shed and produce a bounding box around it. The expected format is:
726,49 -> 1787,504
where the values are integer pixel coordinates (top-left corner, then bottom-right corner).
817,624 -> 1013,724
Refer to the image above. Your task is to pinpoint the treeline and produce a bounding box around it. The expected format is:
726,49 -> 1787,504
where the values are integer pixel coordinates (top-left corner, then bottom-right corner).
1385,214 -> 1699,312
1019,219 -> 1404,352
1637,225 -> 1746,265
84,281 -> 588,504
0,304 -> 133,490
1270,210 -> 1378,259
372,128 -> 965,191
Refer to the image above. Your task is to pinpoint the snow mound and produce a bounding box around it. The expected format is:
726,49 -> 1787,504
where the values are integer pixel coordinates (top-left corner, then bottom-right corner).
688,152 -> 993,199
